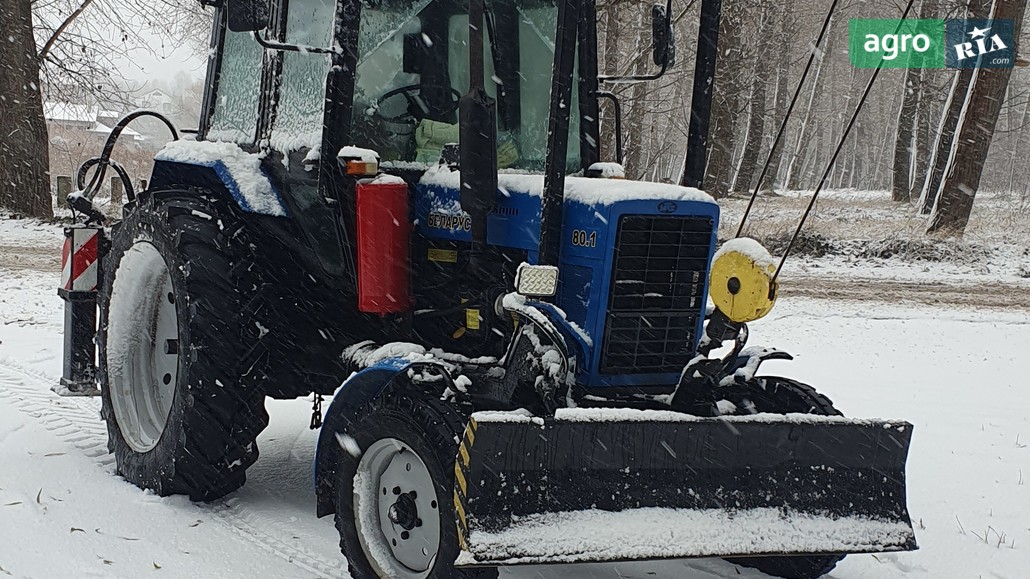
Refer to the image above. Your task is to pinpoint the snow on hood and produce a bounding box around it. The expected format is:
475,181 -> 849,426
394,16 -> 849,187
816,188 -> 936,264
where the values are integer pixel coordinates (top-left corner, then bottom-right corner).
155,140 -> 286,216
419,164 -> 715,206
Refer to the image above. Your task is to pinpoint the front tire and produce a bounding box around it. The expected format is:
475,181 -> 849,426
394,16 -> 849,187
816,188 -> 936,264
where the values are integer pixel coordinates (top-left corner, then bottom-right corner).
332,384 -> 497,579
726,377 -> 847,579
99,191 -> 268,501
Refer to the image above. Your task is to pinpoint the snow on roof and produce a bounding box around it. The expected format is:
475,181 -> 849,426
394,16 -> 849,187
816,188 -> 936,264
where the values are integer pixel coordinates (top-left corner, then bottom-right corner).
87,123 -> 144,141
43,102 -> 97,124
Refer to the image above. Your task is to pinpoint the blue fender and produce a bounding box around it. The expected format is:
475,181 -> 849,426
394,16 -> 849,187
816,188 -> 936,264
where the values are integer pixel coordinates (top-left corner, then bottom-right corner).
313,357 -> 446,517
724,346 -> 794,386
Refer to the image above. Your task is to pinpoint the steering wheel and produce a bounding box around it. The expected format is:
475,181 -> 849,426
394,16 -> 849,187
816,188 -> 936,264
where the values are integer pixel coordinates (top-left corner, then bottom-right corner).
373,84 -> 462,124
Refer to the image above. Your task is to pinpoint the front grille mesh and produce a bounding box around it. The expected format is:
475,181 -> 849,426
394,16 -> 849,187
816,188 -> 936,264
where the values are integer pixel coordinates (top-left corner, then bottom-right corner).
600,215 -> 713,374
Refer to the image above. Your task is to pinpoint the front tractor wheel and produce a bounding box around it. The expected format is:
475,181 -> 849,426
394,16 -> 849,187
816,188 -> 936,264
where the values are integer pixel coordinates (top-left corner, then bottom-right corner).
726,376 -> 847,579
99,192 -> 268,501
333,387 -> 497,579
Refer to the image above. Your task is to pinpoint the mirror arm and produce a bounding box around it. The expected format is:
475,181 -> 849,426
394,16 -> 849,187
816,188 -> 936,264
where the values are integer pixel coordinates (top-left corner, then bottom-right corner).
598,0 -> 672,83
597,58 -> 668,84
250,30 -> 339,55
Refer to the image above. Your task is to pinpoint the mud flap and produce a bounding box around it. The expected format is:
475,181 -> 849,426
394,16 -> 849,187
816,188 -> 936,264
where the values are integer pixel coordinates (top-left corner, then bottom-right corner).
453,409 -> 916,566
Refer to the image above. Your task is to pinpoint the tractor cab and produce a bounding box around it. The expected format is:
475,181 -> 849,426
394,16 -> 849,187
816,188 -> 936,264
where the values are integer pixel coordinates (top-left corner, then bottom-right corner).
206,0 -> 599,170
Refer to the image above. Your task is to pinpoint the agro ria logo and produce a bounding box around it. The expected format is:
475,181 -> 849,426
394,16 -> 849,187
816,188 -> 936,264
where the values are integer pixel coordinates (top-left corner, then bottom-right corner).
946,19 -> 1015,68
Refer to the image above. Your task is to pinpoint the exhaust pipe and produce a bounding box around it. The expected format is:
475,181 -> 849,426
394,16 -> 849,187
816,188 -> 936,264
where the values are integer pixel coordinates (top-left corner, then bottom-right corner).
458,0 -> 497,247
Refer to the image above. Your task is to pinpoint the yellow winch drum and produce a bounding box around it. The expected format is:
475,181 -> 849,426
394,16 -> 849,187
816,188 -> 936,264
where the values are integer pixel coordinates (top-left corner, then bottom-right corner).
708,238 -> 778,324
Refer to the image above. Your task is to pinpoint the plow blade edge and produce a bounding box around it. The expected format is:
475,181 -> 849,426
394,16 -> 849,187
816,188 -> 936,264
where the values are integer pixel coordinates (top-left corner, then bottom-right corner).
453,409 -> 916,566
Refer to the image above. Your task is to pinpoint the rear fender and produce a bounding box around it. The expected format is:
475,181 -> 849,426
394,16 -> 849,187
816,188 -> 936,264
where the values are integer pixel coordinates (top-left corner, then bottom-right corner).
313,358 -> 450,517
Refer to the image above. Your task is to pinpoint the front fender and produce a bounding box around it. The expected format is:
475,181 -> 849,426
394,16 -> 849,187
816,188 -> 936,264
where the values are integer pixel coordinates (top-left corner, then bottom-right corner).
313,357 -> 448,518
721,346 -> 793,386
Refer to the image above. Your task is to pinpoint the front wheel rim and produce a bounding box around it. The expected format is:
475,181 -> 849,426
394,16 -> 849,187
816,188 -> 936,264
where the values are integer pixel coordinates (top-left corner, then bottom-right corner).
354,437 -> 442,579
107,241 -> 179,453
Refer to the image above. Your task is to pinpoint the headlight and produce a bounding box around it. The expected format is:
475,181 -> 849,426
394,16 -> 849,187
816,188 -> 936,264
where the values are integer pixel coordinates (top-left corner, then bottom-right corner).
515,263 -> 559,297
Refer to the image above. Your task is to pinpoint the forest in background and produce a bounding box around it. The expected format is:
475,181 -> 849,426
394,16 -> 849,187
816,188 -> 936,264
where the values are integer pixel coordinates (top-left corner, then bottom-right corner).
2,0 -> 1029,237
599,0 -> 1028,234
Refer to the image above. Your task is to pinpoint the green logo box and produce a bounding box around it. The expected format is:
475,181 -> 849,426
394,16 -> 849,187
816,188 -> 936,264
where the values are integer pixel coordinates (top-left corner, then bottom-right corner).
849,19 -> 945,68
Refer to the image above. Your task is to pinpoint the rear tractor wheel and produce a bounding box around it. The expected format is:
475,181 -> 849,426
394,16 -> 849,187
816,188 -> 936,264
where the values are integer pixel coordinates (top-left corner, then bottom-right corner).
98,192 -> 268,500
725,376 -> 847,579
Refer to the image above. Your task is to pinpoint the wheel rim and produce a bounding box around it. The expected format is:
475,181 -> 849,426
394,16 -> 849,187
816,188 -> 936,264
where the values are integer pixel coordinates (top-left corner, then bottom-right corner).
107,241 -> 179,453
354,438 -> 442,579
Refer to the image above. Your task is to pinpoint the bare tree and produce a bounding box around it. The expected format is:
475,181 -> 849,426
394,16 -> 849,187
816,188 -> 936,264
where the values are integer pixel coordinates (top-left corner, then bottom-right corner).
732,1 -> 776,192
928,0 -> 1027,234
0,0 -> 52,218
0,0 -> 208,217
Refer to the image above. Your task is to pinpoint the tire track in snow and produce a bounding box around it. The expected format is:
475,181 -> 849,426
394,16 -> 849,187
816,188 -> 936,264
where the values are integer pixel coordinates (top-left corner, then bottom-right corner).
0,361 -> 347,579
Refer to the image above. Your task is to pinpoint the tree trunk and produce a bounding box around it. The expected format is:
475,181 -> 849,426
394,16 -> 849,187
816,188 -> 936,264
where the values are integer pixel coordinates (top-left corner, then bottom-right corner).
704,0 -> 745,197
732,5 -> 775,192
892,71 -> 920,202
786,22 -> 834,191
910,66 -> 934,198
917,70 -> 973,213
917,0 -> 989,214
928,0 -> 1026,234
0,0 -> 53,219
892,0 -> 938,202
599,0 -> 622,163
623,10 -> 649,178
763,4 -> 792,192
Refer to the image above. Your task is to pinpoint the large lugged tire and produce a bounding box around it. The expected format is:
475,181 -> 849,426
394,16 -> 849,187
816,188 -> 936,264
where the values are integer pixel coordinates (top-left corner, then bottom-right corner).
98,191 -> 268,501
332,383 -> 497,579
726,377 -> 846,579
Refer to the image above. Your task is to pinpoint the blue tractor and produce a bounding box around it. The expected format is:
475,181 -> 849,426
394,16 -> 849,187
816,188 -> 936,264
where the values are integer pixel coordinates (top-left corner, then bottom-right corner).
61,0 -> 916,576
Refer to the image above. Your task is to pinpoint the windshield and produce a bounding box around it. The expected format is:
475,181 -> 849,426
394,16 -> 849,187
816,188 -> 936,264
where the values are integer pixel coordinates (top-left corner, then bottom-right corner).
352,0 -> 580,172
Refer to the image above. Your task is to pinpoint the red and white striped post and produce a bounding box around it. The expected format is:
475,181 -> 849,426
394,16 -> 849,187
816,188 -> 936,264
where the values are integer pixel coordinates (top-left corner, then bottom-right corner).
57,226 -> 105,395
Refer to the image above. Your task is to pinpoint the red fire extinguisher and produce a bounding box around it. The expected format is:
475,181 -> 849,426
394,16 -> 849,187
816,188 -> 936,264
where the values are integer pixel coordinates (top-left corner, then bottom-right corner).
355,176 -> 412,314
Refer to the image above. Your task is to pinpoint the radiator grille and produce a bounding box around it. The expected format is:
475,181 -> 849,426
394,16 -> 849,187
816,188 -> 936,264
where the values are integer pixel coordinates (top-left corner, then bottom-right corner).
600,215 -> 713,374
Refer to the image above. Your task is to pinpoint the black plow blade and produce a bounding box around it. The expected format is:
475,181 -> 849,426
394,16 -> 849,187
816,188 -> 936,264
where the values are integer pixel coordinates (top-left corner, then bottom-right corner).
452,409 -> 917,566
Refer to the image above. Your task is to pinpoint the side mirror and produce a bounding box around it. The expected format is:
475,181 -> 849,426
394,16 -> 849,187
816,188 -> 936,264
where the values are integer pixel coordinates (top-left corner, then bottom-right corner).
652,3 -> 676,67
226,0 -> 269,32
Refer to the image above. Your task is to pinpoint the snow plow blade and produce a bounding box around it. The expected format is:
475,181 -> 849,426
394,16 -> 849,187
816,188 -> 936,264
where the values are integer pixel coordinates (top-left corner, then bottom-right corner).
453,409 -> 916,566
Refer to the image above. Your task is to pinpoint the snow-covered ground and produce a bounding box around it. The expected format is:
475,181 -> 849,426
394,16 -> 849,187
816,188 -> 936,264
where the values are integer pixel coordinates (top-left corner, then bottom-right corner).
0,215 -> 1027,578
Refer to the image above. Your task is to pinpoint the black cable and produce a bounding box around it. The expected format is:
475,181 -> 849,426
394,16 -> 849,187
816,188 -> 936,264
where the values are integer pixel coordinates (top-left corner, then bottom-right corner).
76,158 -> 135,203
734,0 -> 841,238
78,110 -> 178,202
772,0 -> 919,282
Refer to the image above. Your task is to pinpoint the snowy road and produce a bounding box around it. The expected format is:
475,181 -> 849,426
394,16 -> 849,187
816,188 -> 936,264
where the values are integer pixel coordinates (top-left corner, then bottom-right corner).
0,220 -> 1028,578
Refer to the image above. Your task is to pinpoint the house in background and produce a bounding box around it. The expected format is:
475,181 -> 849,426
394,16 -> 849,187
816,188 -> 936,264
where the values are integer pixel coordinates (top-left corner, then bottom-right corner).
44,101 -> 149,198
139,88 -> 175,115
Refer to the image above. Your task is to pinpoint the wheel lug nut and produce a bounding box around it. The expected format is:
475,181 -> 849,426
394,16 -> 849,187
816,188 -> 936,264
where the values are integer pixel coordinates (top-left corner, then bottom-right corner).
392,486 -> 401,495
401,531 -> 410,540
415,518 -> 422,528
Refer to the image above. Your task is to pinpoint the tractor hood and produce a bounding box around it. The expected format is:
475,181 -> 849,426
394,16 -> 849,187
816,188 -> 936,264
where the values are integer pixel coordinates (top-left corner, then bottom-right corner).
413,164 -> 716,252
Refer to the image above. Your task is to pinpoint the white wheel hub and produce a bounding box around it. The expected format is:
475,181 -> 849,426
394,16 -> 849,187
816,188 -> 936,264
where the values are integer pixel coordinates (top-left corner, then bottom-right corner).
107,241 -> 179,453
354,438 -> 442,578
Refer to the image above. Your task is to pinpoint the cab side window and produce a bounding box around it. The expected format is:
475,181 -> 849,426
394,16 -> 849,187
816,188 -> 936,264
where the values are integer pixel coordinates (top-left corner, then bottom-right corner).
272,0 -> 336,152
209,23 -> 264,144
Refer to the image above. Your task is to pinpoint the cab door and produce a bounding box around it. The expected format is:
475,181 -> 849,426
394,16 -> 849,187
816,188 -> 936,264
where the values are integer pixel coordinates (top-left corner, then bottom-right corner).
263,0 -> 352,284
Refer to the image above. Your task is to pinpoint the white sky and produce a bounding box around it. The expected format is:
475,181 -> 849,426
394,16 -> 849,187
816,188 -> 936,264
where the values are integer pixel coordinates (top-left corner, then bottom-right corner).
116,28 -> 208,85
